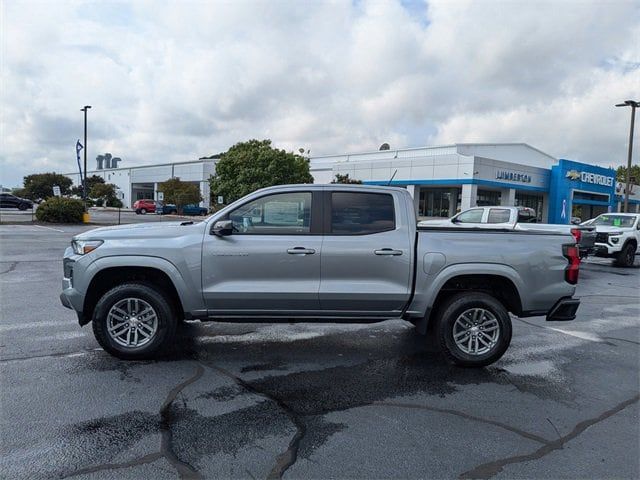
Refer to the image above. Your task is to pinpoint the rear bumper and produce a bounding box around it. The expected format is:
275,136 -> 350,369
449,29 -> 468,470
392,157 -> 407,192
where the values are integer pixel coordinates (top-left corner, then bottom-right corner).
546,297 -> 580,321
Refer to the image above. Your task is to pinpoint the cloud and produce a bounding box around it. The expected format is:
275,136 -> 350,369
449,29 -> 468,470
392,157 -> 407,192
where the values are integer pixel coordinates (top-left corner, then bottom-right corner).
0,0 -> 638,187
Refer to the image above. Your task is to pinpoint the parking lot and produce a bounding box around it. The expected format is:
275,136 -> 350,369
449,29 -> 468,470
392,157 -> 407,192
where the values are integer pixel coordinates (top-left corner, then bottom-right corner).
1,222 -> 638,479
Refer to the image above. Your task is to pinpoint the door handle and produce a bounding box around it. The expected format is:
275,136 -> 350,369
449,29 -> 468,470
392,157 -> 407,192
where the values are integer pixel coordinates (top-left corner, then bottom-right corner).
374,248 -> 403,256
287,247 -> 316,255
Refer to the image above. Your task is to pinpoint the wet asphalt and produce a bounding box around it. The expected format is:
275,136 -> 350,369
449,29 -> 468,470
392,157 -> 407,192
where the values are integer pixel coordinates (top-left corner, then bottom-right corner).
0,223 -> 638,479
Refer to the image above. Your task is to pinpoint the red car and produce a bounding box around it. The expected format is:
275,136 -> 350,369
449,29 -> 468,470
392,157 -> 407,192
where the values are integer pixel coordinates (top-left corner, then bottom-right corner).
133,199 -> 156,214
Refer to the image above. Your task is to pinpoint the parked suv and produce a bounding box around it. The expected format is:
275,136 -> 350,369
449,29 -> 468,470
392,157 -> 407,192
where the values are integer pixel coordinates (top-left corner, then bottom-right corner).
133,199 -> 156,214
0,193 -> 33,210
591,213 -> 640,267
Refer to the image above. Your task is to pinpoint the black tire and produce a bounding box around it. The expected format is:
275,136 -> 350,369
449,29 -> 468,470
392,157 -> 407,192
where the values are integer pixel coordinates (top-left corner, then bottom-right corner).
170,209 -> 177,215
614,243 -> 636,268
140,208 -> 147,214
92,282 -> 177,360
436,292 -> 512,367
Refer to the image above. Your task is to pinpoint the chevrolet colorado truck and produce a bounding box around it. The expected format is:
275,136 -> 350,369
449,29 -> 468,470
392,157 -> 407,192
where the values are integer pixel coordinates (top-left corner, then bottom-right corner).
60,185 -> 581,367
419,206 -> 596,258
590,213 -> 640,267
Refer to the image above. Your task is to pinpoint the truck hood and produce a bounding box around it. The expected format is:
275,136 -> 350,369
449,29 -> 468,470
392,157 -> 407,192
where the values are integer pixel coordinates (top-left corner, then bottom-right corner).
74,221 -> 207,240
594,225 -> 632,233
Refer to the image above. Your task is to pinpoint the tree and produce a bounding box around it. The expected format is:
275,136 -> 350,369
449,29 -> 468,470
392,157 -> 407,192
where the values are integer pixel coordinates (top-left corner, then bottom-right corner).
159,177 -> 202,214
332,173 -> 362,184
23,173 -> 73,200
71,175 -> 104,197
90,183 -> 117,206
11,187 -> 28,198
616,165 -> 640,184
209,139 -> 313,203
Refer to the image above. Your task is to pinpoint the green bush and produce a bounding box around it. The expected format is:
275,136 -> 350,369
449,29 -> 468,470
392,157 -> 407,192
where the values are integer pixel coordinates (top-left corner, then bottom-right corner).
95,198 -> 104,207
106,197 -> 123,208
35,197 -> 84,223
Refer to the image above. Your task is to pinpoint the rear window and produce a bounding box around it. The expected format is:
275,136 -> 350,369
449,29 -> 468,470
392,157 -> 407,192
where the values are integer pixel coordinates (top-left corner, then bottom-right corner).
331,192 -> 395,234
487,208 -> 511,224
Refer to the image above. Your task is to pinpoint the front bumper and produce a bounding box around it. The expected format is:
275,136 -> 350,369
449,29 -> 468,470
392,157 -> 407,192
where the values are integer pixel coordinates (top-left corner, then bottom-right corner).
546,297 -> 580,321
593,243 -> 621,257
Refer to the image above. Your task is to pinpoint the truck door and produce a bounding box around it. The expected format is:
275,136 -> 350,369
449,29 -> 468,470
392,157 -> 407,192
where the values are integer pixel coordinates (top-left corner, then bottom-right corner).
319,190 -> 412,316
202,190 -> 323,315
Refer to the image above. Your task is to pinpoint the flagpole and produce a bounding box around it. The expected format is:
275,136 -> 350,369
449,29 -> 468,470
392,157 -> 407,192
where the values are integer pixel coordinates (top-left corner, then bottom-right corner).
80,106 -> 91,203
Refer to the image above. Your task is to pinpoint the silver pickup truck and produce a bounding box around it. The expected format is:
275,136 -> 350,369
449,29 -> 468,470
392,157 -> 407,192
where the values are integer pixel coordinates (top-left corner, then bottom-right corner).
60,185 -> 581,367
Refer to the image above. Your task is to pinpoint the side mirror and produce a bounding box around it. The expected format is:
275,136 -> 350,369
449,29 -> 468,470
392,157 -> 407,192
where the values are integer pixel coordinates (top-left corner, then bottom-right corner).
211,220 -> 233,236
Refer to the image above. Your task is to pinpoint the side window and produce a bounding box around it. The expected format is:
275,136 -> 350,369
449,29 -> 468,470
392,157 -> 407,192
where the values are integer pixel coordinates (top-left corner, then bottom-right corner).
229,192 -> 312,234
331,192 -> 395,234
487,208 -> 511,224
455,208 -> 484,223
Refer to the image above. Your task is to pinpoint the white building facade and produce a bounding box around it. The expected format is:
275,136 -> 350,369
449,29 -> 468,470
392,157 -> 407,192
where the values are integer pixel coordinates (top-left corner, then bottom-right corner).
65,159 -> 216,209
310,143 -> 555,221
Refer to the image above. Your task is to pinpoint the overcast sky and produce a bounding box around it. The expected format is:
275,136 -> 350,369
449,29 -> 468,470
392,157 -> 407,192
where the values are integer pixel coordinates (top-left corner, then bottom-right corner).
1,0 -> 638,187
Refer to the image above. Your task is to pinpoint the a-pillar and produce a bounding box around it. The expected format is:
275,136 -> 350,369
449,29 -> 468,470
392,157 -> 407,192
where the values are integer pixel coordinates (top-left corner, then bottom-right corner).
461,183 -> 478,210
406,185 -> 421,216
500,188 -> 516,206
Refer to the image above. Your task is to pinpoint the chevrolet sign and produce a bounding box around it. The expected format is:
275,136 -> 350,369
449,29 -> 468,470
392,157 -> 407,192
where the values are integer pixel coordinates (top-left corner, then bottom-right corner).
566,169 -> 614,187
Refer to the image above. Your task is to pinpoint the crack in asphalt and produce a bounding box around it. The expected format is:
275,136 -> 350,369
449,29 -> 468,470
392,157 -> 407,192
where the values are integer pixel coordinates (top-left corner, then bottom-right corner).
374,401 -> 552,445
204,363 -> 306,480
458,394 -> 640,479
0,261 -> 17,275
62,364 -> 205,479
0,349 -> 100,364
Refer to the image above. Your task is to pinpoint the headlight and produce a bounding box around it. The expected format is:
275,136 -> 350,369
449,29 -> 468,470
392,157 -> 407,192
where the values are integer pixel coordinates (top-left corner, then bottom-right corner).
72,239 -> 103,255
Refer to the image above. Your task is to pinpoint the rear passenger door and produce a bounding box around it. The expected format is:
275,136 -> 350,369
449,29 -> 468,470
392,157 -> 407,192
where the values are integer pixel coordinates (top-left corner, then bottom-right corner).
319,190 -> 412,316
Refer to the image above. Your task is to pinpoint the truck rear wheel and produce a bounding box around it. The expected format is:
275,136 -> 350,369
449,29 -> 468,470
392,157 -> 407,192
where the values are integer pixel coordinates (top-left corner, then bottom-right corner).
614,243 -> 636,268
91,283 -> 177,360
437,292 -> 512,367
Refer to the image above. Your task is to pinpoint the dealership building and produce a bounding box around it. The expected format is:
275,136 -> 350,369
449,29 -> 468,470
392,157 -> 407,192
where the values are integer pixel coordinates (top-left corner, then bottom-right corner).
309,143 -> 640,223
65,158 -> 216,209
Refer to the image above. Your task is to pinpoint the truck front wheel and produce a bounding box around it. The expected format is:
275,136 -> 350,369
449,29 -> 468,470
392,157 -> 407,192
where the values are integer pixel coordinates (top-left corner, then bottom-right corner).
614,243 -> 636,268
91,283 -> 177,359
437,292 -> 512,367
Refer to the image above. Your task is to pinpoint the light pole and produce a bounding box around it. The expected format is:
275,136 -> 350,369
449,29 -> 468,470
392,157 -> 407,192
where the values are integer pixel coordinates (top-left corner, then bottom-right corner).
615,100 -> 639,213
80,105 -> 91,201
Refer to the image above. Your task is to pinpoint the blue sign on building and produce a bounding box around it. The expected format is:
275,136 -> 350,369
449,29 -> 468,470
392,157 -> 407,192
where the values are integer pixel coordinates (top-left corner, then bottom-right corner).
548,159 -> 616,224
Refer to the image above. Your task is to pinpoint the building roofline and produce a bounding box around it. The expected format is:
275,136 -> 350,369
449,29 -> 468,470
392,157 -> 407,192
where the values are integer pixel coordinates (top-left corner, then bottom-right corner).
310,142 -> 557,161
63,158 -> 216,176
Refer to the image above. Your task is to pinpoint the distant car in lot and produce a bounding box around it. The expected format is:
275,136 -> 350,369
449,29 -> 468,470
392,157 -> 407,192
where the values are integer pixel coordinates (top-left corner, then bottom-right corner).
155,202 -> 178,215
133,199 -> 156,214
591,213 -> 640,267
181,204 -> 208,216
0,193 -> 33,210
155,203 -> 207,215
419,206 -> 596,258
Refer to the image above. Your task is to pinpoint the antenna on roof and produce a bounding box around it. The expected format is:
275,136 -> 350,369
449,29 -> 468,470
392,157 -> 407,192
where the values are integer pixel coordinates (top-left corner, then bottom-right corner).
387,169 -> 398,186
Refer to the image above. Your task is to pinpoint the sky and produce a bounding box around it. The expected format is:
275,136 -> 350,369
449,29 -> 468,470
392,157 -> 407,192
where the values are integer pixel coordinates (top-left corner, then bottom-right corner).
1,0 -> 638,187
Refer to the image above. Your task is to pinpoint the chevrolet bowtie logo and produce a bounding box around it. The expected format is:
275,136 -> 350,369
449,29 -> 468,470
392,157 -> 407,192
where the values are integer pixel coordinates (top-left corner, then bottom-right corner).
565,170 -> 581,180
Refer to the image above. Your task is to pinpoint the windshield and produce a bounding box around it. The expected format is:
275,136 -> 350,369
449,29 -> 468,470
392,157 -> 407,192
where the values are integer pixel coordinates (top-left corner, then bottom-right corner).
592,215 -> 635,227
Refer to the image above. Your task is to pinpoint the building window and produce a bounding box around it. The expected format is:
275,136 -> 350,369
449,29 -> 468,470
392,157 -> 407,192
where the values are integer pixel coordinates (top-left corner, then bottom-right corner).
515,193 -> 543,221
418,189 -> 455,217
476,190 -> 501,206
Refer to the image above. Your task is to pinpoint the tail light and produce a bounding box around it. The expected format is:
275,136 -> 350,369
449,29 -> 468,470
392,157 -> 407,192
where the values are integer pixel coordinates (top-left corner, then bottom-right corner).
570,228 -> 582,243
562,244 -> 580,284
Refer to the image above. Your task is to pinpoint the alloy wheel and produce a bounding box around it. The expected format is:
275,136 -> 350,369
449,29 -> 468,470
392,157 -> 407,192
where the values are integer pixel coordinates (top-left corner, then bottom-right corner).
107,298 -> 158,348
452,308 -> 500,355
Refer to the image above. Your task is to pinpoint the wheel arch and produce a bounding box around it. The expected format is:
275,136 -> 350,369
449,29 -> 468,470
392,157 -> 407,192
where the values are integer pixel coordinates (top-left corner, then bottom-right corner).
414,266 -> 523,334
81,259 -> 195,325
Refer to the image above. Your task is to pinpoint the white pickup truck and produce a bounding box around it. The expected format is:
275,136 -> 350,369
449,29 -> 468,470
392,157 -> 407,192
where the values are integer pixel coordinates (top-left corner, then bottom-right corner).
419,206 -> 597,258
587,213 -> 640,267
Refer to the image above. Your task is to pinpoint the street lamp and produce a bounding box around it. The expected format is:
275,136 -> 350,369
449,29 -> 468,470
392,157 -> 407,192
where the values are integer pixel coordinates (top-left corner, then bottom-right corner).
80,105 -> 91,200
615,100 -> 639,213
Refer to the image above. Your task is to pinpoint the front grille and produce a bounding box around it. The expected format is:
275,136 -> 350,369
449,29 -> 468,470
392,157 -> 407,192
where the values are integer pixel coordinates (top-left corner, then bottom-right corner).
595,232 -> 608,243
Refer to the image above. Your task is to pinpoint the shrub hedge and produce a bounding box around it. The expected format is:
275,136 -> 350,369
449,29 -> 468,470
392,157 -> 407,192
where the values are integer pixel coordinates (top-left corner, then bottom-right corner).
35,197 -> 84,223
